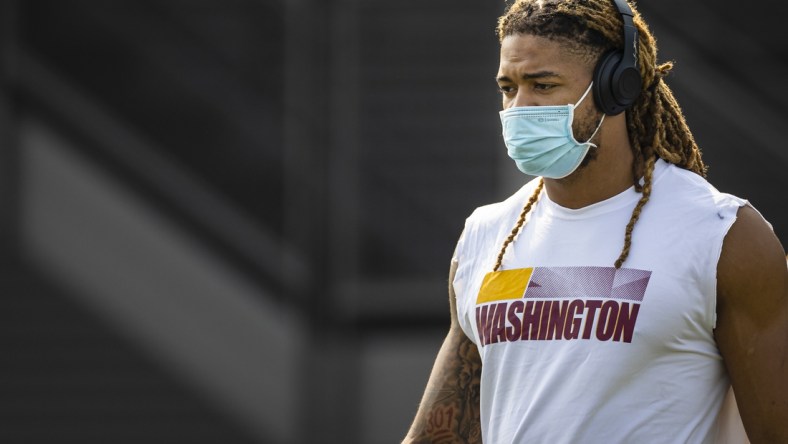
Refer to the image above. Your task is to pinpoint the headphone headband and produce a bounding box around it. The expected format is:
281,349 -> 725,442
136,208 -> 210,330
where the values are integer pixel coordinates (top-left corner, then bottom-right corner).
611,0 -> 634,17
612,0 -> 638,70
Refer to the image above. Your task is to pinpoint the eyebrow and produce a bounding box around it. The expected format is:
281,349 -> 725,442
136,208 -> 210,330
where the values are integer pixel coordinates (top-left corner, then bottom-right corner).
496,71 -> 562,82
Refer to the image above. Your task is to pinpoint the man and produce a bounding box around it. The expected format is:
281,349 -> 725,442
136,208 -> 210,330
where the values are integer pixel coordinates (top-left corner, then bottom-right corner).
403,0 -> 787,442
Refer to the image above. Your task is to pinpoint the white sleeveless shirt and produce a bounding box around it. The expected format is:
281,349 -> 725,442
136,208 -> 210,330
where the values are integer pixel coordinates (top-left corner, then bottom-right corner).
453,159 -> 748,443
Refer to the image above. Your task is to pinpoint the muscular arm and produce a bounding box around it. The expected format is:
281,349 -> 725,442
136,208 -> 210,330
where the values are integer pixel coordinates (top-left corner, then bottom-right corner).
403,260 -> 482,444
715,205 -> 788,443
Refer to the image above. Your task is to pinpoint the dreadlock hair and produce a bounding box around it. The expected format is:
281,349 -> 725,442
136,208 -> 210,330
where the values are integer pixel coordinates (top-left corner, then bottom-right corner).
492,0 -> 707,271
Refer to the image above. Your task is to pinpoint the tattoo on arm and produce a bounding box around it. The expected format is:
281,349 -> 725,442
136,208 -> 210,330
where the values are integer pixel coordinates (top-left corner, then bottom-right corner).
405,330 -> 482,444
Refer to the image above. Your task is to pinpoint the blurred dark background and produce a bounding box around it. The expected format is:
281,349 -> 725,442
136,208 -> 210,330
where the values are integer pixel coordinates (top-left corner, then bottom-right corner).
0,1 -> 785,443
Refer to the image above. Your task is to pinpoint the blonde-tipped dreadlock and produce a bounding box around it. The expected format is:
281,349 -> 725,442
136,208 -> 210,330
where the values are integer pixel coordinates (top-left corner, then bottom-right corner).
494,178 -> 545,272
493,0 -> 706,270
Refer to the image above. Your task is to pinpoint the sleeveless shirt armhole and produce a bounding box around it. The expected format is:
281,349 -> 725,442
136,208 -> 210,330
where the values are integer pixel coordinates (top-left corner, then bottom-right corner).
710,196 -> 749,329
452,224 -> 478,344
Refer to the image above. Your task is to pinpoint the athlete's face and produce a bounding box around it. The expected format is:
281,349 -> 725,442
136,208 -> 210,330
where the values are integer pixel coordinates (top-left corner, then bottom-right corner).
496,33 -> 603,147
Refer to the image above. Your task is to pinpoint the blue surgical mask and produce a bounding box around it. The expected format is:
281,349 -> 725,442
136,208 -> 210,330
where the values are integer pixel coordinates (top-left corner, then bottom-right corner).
499,82 -> 605,179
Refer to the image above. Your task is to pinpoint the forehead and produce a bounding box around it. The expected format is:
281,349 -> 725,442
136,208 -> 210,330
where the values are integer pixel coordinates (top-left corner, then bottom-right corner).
498,33 -> 591,79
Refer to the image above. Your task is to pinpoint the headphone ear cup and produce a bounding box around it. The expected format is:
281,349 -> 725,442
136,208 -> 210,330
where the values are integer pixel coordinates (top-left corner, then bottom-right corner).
612,64 -> 642,110
593,50 -> 625,116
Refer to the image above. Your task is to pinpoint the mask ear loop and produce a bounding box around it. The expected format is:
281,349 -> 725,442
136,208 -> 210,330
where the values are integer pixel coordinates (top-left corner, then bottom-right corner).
573,82 -> 606,147
575,81 -> 595,106
584,114 -> 606,146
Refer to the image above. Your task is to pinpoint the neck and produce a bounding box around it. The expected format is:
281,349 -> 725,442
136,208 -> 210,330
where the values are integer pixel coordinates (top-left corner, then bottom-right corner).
543,116 -> 635,209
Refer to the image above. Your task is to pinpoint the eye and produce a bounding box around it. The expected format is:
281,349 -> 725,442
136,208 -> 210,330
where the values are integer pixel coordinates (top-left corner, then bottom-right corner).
534,82 -> 556,91
497,85 -> 516,96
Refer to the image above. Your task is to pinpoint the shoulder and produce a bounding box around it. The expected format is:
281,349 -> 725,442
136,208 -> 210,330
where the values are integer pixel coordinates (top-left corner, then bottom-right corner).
465,177 -> 543,228
648,162 -> 747,237
717,204 -> 785,300
656,161 -> 744,208
454,177 -> 542,273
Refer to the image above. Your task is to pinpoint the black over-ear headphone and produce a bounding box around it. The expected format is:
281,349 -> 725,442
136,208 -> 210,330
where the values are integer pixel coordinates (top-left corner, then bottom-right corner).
592,0 -> 642,115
